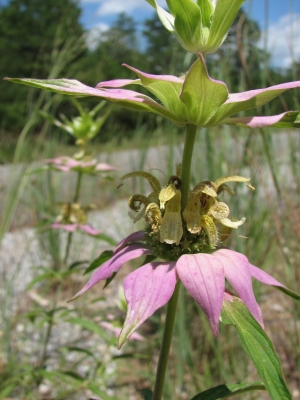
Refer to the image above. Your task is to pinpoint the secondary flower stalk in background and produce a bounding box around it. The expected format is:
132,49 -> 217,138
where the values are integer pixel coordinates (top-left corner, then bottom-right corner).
45,156 -> 117,174
40,98 -> 112,159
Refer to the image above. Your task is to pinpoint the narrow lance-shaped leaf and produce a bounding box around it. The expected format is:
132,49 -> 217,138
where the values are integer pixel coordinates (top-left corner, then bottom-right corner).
205,0 -> 246,53
145,0 -> 175,33
167,0 -> 202,53
190,381 -> 266,400
221,294 -> 292,400
196,0 -> 214,27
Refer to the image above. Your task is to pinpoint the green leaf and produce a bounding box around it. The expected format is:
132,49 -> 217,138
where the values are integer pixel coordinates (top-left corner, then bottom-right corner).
143,255 -> 157,264
93,233 -> 117,245
180,56 -> 228,126
84,250 -> 114,275
125,66 -> 186,120
67,317 -> 111,341
26,271 -> 60,290
149,0 -> 175,33
275,286 -> 300,301
145,0 -> 156,7
69,260 -> 89,270
167,0 -> 202,52
5,77 -> 185,126
205,0 -> 245,53
60,370 -> 84,381
39,369 -> 80,384
0,384 -> 15,398
64,346 -> 95,359
139,388 -> 153,400
221,295 -> 292,400
88,383 -> 113,399
190,382 -> 265,399
196,0 -> 214,27
210,85 -> 300,125
103,271 -> 117,289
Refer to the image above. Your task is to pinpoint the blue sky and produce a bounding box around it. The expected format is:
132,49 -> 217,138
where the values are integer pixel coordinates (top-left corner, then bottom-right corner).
79,0 -> 300,67
79,0 -> 300,30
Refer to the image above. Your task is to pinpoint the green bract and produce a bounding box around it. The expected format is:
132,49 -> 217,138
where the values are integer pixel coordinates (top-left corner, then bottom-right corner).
40,99 -> 112,142
145,0 -> 245,54
6,55 -> 300,129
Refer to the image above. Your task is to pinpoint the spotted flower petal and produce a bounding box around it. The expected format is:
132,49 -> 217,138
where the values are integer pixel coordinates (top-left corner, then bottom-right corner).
119,261 -> 177,347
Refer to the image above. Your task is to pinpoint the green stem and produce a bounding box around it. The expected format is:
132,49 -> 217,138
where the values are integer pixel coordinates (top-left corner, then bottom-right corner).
180,124 -> 197,209
153,281 -> 181,400
63,171 -> 83,265
74,171 -> 83,203
153,124 -> 197,400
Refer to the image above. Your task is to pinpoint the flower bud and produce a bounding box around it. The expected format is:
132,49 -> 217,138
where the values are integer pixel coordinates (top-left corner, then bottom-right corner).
146,0 -> 245,54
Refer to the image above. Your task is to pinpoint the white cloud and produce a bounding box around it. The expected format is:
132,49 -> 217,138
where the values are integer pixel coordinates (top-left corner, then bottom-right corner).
80,0 -> 166,16
86,22 -> 110,50
259,13 -> 300,68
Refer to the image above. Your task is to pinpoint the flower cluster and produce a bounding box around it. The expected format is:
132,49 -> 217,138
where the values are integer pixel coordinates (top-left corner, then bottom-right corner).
45,156 -> 117,174
71,172 -> 286,347
121,170 -> 252,258
51,202 -> 101,236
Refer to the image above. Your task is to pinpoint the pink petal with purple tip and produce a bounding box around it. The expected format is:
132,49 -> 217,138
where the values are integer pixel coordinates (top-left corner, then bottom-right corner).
114,231 -> 145,253
70,244 -> 151,301
176,254 -> 225,336
119,261 -> 177,347
248,263 -> 285,288
213,249 -> 263,327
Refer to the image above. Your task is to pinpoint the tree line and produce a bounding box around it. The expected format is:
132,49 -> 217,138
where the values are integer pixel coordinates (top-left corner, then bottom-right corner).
0,0 -> 299,141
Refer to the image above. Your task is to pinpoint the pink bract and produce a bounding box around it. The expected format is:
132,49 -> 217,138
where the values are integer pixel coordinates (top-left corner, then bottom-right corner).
45,156 -> 118,173
51,223 -> 101,236
71,232 -> 286,347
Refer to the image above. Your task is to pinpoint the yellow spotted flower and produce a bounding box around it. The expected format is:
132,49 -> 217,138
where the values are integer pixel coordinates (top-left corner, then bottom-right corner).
120,171 -> 183,246
183,175 -> 252,248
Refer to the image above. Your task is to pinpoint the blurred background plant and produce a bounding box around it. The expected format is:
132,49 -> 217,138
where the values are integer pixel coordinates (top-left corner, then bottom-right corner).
0,0 -> 299,398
